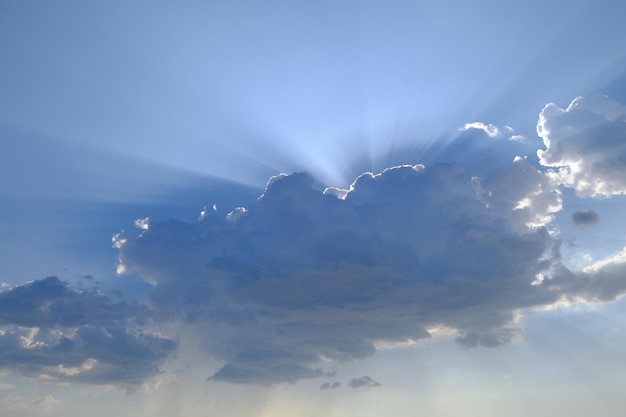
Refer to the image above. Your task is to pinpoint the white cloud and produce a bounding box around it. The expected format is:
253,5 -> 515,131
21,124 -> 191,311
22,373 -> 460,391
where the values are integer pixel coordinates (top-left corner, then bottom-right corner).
537,94 -> 626,197
461,122 -> 501,137
461,122 -> 525,142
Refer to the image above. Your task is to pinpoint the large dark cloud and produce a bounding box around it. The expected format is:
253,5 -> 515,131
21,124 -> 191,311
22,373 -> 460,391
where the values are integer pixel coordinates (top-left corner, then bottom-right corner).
116,158 -> 609,385
0,277 -> 176,388
5,97 -> 625,388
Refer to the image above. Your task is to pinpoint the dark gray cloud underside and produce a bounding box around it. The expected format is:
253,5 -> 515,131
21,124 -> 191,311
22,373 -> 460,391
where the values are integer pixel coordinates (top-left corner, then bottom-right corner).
0,277 -> 176,387
117,161 -> 577,384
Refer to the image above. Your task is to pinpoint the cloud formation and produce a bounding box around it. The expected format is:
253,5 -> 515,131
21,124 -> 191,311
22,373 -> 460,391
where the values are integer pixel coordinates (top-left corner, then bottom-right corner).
115,157 -> 610,385
537,94 -> 626,197
0,277 -> 176,388
5,95 -> 626,388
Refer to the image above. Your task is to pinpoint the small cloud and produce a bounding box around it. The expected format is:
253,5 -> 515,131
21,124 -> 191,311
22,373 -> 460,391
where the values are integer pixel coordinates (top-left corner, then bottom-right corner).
320,381 -> 341,390
572,210 -> 600,226
461,122 -> 500,138
349,376 -> 381,388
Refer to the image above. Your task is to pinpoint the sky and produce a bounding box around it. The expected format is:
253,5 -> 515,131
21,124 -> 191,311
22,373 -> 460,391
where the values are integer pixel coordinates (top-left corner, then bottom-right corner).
2,1 -> 626,416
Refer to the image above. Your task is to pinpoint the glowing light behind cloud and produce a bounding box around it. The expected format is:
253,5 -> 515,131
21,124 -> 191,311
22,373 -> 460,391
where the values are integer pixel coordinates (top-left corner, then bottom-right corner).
3,1 -> 625,191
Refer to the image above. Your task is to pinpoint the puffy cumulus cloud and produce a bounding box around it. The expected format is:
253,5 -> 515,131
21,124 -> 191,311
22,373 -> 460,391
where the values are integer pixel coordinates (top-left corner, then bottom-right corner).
475,156 -> 562,228
115,160 -> 586,385
537,94 -> 626,197
0,277 -> 176,388
572,210 -> 600,226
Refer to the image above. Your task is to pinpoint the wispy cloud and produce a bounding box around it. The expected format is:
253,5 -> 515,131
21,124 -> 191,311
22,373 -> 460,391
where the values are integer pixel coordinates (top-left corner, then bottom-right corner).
0,394 -> 59,411
461,122 -> 501,137
460,121 -> 527,141
349,375 -> 381,388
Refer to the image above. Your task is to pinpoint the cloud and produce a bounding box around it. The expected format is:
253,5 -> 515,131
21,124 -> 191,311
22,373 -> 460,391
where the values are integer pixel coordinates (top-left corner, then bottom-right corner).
7,94 -> 625,388
0,277 -> 176,388
537,94 -> 626,197
349,376 -> 381,388
552,246 -> 626,303
461,122 -> 500,137
115,160 -> 589,385
572,210 -> 600,226
320,381 -> 341,390
460,122 -> 524,141
0,276 -> 136,328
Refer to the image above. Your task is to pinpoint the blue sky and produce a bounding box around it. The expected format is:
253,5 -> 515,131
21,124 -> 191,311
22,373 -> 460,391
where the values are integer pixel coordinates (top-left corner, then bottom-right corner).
2,1 -> 626,415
